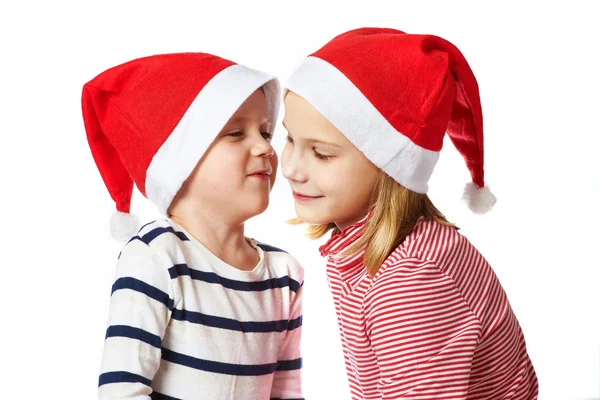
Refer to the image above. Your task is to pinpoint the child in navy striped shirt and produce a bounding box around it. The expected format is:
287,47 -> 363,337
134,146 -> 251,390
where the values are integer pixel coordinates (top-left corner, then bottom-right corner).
82,53 -> 304,400
280,28 -> 537,399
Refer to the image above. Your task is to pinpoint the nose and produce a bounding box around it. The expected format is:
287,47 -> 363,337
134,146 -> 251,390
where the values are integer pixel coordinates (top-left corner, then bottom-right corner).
251,133 -> 275,158
281,141 -> 308,183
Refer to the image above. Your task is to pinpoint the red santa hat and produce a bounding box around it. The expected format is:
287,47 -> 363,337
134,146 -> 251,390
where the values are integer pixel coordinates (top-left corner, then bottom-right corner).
286,28 -> 496,214
82,52 -> 280,240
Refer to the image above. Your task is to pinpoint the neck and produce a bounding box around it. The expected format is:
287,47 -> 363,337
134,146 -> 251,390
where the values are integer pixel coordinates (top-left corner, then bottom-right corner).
169,208 -> 257,270
334,208 -> 371,232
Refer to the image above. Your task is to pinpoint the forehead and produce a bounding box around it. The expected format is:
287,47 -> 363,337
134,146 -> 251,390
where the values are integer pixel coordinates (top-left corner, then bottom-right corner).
230,90 -> 269,118
228,115 -> 272,126
283,91 -> 349,145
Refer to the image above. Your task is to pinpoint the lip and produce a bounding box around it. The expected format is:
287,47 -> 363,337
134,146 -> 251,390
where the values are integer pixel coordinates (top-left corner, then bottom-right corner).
248,169 -> 271,180
292,191 -> 323,201
248,169 -> 271,176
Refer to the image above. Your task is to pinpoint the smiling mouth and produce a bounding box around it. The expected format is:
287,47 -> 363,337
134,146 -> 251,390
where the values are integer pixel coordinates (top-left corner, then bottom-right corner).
292,191 -> 323,200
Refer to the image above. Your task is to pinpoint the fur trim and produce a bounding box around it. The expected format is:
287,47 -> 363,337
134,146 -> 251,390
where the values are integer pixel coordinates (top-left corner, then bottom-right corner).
110,211 -> 141,242
463,182 -> 497,214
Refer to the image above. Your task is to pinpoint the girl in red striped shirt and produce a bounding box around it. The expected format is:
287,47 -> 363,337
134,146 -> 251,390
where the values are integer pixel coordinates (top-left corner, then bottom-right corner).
280,28 -> 538,399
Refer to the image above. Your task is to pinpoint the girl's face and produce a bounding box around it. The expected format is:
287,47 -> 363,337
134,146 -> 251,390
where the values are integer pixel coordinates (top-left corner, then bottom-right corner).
281,91 -> 380,230
171,89 -> 277,224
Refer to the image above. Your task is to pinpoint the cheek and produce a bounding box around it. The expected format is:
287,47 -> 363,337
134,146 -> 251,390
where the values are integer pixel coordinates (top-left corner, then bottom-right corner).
182,166 -> 213,199
320,162 -> 374,202
280,142 -> 291,168
269,152 -> 278,187
318,165 -> 350,195
205,148 -> 245,183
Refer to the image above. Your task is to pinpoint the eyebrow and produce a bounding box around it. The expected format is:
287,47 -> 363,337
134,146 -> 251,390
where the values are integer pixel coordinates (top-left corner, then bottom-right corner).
229,116 -> 272,126
282,121 -> 342,148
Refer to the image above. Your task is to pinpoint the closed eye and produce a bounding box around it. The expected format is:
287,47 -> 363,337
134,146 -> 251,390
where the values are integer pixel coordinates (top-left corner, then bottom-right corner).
313,148 -> 332,160
261,131 -> 273,141
226,131 -> 272,142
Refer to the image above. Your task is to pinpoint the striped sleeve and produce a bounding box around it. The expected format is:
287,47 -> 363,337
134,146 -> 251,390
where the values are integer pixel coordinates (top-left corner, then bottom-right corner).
98,238 -> 177,399
363,258 -> 482,400
270,270 -> 304,399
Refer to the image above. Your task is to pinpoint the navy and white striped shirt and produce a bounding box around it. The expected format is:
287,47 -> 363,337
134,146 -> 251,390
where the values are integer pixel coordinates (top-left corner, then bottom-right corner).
98,219 -> 304,400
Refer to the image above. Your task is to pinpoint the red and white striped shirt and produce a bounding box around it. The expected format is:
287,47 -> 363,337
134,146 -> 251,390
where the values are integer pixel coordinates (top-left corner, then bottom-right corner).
321,216 -> 538,399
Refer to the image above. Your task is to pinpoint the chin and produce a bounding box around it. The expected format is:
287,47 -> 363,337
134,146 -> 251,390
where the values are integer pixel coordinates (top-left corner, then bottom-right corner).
243,198 -> 270,218
295,205 -> 333,226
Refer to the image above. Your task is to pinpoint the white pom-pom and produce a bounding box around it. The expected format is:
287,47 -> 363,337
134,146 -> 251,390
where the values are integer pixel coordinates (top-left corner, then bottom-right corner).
462,182 -> 497,214
110,211 -> 141,242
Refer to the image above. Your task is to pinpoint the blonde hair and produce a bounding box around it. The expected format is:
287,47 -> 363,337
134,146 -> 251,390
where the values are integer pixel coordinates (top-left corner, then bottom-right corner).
289,169 -> 457,276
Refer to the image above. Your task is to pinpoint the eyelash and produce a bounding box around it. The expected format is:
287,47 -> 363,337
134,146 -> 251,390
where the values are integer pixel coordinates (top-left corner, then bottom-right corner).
287,136 -> 332,161
313,149 -> 332,160
228,131 -> 272,141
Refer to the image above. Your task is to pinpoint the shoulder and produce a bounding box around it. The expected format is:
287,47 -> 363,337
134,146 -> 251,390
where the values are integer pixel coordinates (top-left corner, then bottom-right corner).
371,255 -> 439,293
377,217 -> 486,281
118,218 -> 189,264
396,218 -> 474,263
255,239 -> 304,289
367,219 -> 461,296
131,219 -> 190,246
368,220 -> 492,312
255,241 -> 288,254
113,220 -> 183,299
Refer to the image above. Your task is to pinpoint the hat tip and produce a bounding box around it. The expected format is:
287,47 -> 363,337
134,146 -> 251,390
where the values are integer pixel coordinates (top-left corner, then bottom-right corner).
110,211 -> 141,242
463,182 -> 497,214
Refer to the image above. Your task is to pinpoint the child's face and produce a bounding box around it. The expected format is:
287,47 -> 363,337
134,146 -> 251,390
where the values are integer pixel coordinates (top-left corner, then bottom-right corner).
172,89 -> 277,224
281,91 -> 379,230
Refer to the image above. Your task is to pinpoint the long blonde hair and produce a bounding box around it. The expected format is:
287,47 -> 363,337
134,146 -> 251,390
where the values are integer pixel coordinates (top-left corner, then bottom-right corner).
290,169 -> 457,276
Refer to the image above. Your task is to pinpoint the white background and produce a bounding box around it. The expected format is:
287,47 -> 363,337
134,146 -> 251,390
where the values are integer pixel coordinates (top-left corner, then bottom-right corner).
1,1 -> 599,399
